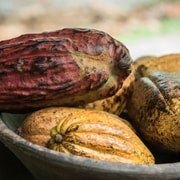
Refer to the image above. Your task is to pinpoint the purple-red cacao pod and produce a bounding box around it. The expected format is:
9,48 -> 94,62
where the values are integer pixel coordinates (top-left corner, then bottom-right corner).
0,28 -> 132,112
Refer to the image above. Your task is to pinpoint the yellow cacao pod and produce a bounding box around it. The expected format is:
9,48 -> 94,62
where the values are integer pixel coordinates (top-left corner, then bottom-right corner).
18,107 -> 155,164
127,54 -> 180,153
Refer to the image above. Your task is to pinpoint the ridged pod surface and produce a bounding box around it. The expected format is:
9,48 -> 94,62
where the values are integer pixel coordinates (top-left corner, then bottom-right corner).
0,28 -> 132,112
127,54 -> 180,153
18,107 -> 155,164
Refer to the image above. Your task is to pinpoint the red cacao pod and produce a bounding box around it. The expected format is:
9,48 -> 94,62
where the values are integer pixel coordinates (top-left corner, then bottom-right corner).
0,28 -> 132,112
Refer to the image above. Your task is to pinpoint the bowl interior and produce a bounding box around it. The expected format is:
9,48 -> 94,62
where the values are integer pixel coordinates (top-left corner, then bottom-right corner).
0,113 -> 28,131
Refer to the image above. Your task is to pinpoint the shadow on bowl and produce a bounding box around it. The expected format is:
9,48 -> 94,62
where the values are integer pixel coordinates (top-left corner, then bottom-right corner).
0,113 -> 180,180
0,141 -> 34,180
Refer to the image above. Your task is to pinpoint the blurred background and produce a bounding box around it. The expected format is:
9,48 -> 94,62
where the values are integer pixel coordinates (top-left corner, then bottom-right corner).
0,0 -> 180,59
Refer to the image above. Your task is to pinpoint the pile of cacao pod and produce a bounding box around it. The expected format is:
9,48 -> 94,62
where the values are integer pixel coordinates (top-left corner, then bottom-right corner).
0,28 -> 179,165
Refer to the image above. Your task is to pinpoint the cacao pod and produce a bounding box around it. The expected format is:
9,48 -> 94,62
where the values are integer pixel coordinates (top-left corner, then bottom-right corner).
0,28 -> 132,112
84,69 -> 135,115
18,107 -> 155,164
127,54 -> 180,153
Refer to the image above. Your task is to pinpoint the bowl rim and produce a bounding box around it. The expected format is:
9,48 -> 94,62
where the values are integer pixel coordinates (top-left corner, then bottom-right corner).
0,118 -> 180,178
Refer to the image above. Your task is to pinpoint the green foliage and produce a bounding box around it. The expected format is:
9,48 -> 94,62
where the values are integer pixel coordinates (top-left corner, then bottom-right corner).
117,18 -> 180,42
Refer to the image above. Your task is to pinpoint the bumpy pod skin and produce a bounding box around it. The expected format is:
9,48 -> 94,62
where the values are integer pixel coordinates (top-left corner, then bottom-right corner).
133,54 -> 180,76
84,69 -> 135,115
127,54 -> 180,153
0,28 -> 132,112
18,107 -> 155,164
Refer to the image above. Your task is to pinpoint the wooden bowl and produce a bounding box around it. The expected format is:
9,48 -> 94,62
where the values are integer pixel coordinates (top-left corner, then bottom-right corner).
0,113 -> 179,180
